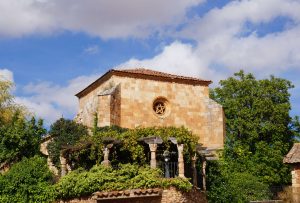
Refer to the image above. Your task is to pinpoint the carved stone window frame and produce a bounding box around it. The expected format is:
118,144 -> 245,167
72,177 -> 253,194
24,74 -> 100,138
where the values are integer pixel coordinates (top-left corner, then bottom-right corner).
152,97 -> 170,118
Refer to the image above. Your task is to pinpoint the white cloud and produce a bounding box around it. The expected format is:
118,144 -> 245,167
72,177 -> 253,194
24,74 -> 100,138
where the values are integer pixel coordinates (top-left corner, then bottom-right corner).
120,0 -> 300,83
84,45 -> 99,55
0,68 -> 14,82
181,0 -> 300,41
0,0 -> 204,38
178,0 -> 300,74
118,41 -> 229,84
16,74 -> 99,126
0,1 -> 54,37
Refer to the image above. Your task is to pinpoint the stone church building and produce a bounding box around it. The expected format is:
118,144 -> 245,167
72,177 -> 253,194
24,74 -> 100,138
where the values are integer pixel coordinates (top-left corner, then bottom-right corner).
75,68 -> 225,149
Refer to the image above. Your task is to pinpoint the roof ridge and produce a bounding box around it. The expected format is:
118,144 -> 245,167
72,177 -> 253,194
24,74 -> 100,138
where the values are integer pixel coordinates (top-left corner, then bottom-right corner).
75,67 -> 212,98
112,67 -> 211,82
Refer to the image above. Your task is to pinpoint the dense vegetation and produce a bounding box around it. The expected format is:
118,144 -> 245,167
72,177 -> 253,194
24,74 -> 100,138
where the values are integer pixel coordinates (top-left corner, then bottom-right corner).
47,118 -> 89,168
207,71 -> 300,202
46,119 -> 199,170
0,79 -> 46,168
0,156 -> 55,203
55,164 -> 192,200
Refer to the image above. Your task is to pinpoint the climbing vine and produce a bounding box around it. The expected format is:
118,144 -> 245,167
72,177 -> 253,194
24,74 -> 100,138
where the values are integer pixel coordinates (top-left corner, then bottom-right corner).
69,125 -> 199,169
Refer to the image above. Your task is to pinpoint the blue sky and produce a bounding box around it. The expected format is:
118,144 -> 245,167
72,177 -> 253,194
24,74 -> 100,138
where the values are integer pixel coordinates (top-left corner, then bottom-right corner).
0,0 -> 299,126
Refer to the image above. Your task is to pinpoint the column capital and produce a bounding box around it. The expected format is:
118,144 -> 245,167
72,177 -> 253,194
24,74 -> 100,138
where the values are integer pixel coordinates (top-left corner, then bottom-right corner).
149,143 -> 157,152
177,144 -> 184,152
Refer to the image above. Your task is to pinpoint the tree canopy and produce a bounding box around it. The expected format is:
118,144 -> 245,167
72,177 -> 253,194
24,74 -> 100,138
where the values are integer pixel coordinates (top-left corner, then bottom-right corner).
47,118 -> 89,168
0,79 -> 46,167
207,70 -> 299,202
0,79 -> 25,124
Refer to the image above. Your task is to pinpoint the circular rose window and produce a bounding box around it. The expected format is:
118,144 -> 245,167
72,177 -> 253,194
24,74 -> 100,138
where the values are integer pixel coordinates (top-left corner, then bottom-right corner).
153,97 -> 169,117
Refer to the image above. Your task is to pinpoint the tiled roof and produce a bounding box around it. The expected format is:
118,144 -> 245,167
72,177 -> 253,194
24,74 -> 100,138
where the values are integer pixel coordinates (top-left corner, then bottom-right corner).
75,68 -> 212,98
283,143 -> 300,164
114,68 -> 211,83
92,188 -> 162,200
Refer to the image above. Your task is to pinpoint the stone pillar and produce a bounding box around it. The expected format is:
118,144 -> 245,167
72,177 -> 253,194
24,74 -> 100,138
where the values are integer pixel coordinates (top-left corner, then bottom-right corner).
60,153 -> 67,177
149,144 -> 157,169
47,157 -> 59,176
101,147 -> 111,167
202,159 -> 207,191
191,154 -> 198,187
177,144 -> 185,178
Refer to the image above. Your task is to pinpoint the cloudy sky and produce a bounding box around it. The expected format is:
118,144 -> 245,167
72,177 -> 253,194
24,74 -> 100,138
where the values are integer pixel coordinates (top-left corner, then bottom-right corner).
0,0 -> 299,126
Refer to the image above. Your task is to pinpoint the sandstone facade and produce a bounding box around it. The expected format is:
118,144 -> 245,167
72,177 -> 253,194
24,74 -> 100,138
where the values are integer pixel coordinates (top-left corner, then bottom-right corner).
75,69 -> 225,148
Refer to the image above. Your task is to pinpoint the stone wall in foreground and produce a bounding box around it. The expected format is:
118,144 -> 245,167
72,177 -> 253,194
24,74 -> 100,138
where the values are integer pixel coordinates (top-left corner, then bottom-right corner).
58,187 -> 207,203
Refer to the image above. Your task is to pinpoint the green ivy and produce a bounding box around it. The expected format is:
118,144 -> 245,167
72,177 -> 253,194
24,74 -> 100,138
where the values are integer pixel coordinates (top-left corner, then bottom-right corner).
73,125 -> 199,168
55,163 -> 193,200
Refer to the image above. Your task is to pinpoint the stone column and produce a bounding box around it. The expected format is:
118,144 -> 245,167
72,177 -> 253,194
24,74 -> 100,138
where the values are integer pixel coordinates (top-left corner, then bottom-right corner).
47,157 -> 59,176
60,153 -> 67,177
177,144 -> 185,178
191,154 -> 198,187
101,147 -> 111,167
202,159 -> 207,191
149,144 -> 157,169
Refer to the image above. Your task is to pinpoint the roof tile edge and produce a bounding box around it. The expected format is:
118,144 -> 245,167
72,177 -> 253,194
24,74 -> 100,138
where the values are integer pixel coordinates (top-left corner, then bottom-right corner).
75,68 -> 212,98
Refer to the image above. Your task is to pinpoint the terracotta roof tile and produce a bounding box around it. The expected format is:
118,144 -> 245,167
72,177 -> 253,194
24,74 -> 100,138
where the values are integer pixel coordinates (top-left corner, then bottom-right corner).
283,143 -> 300,164
75,68 -> 212,98
114,68 -> 211,83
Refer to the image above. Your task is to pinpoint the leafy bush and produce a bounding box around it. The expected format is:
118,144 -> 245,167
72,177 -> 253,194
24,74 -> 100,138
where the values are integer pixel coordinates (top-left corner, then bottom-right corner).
47,118 -> 89,168
207,161 -> 271,203
55,164 -> 192,200
0,116 -> 46,165
0,156 -> 55,203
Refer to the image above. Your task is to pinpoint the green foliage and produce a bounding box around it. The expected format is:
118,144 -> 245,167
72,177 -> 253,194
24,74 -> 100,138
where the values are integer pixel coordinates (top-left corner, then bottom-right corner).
207,70 -> 298,202
0,79 -> 44,166
0,79 -> 26,125
78,125 -> 199,167
55,164 -> 192,200
47,118 -> 89,168
0,156 -> 55,203
207,161 -> 270,203
210,71 -> 295,185
292,116 -> 300,141
0,116 -> 46,164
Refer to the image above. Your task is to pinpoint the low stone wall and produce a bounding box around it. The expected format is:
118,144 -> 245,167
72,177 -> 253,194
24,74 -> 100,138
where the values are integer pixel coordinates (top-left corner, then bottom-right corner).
161,187 -> 207,203
58,197 -> 95,203
250,201 -> 283,203
58,187 -> 207,203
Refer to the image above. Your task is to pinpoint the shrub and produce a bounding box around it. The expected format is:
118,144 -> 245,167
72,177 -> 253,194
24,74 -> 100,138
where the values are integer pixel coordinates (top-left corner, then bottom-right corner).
55,164 -> 193,200
207,161 -> 271,203
0,156 -> 55,203
47,118 -> 89,168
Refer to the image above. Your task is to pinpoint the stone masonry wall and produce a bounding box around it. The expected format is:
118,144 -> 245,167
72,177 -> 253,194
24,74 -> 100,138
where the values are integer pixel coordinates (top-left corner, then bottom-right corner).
115,76 -> 224,148
98,95 -> 111,127
58,187 -> 207,203
77,75 -> 225,148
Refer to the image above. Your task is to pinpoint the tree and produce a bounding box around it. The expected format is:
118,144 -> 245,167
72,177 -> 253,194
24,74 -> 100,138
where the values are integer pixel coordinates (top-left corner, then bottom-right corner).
0,79 -> 46,166
0,116 -> 46,165
211,70 -> 296,184
0,79 -> 25,125
47,118 -> 89,168
207,71 -> 299,202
